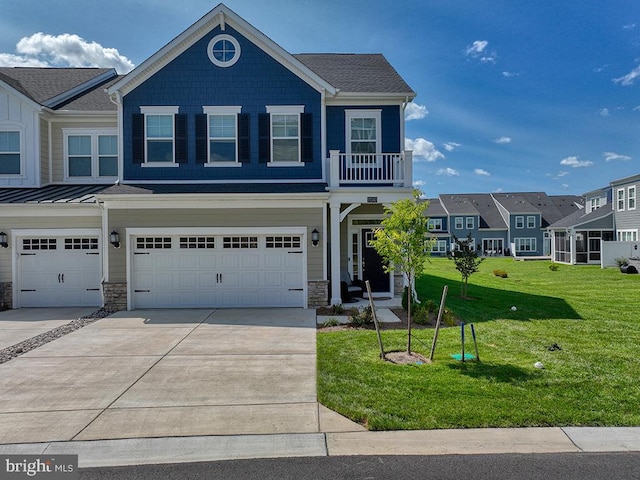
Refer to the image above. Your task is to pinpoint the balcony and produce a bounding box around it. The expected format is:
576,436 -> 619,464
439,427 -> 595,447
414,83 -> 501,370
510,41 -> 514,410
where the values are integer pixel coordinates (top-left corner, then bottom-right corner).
327,150 -> 413,188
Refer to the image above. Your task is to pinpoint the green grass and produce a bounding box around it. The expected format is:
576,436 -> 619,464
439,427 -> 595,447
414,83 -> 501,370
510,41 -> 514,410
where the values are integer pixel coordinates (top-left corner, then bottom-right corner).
317,258 -> 640,430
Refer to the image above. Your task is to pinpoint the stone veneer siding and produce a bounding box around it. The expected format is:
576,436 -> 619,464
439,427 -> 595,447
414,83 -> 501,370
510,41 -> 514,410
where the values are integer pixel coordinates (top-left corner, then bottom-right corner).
394,273 -> 404,297
307,280 -> 329,308
103,282 -> 127,312
0,282 -> 12,310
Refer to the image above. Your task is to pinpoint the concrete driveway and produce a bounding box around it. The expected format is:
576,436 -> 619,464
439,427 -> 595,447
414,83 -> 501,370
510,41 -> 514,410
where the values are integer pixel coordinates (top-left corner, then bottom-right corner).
0,308 -> 343,444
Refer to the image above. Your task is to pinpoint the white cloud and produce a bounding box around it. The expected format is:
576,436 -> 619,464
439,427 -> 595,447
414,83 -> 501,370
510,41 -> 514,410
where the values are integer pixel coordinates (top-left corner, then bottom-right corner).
443,142 -> 461,152
613,64 -> 640,86
436,167 -> 459,177
560,156 -> 593,168
623,23 -> 636,30
604,151 -> 632,162
405,102 -> 428,121
474,168 -> 490,176
634,105 -> 640,111
501,71 -> 519,78
562,183 -> 569,189
557,171 -> 569,177
494,136 -> 511,144
405,137 -> 445,162
0,32 -> 134,73
599,108 -> 610,117
413,180 -> 425,188
465,40 -> 496,64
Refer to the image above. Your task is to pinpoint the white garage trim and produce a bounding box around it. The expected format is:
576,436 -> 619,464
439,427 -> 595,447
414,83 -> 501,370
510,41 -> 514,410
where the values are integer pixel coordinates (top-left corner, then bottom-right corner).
126,227 -> 308,310
12,228 -> 103,308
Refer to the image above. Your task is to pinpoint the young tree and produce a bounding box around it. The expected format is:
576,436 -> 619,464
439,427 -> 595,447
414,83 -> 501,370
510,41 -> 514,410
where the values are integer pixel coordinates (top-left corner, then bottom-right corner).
370,191 -> 433,354
449,234 -> 485,298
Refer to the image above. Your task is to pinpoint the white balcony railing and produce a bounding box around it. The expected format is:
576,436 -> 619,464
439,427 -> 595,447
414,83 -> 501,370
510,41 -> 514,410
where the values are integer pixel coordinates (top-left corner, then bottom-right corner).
327,150 -> 413,187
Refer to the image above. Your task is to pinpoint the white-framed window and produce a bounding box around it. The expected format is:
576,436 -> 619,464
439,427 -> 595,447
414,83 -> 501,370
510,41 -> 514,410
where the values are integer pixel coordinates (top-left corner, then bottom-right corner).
628,186 -> 636,210
266,105 -> 304,164
527,216 -> 536,229
617,188 -> 625,211
617,230 -> 638,242
454,217 -> 464,229
345,109 -> 381,157
203,106 -> 241,164
141,106 -> 178,164
207,34 -> 241,68
466,217 -> 474,229
515,216 -> 524,229
589,197 -> 601,212
432,240 -> 447,253
64,129 -> 118,180
0,128 -> 22,175
428,218 -> 443,231
515,238 -> 536,252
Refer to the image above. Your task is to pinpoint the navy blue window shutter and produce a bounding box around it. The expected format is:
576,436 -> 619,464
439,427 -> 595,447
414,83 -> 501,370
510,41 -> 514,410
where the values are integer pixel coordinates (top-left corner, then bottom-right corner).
175,114 -> 188,164
195,114 -> 208,164
258,113 -> 270,163
238,113 -> 250,163
301,113 -> 313,162
132,114 -> 145,164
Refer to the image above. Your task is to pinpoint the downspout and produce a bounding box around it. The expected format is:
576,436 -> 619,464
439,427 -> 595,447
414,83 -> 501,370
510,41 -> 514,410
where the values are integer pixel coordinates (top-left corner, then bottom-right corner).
321,88 -> 326,183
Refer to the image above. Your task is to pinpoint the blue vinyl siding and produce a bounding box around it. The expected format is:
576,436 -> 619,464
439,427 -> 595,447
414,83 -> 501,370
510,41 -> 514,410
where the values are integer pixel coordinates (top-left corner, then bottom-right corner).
509,214 -> 542,255
122,25 -> 322,181
325,105 -> 401,156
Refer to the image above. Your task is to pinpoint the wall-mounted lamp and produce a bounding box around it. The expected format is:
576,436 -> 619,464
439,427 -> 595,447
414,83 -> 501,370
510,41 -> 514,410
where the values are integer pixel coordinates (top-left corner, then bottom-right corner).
110,230 -> 121,249
311,228 -> 320,247
0,232 -> 7,248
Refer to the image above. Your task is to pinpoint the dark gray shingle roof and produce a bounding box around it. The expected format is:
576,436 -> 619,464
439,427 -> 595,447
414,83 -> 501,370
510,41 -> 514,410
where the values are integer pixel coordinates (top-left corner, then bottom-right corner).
549,202 -> 613,229
0,67 -> 117,111
294,54 -> 415,95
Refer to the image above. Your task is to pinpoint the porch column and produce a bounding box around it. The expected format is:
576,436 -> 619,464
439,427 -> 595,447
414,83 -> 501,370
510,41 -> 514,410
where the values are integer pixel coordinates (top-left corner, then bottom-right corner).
330,201 -> 342,305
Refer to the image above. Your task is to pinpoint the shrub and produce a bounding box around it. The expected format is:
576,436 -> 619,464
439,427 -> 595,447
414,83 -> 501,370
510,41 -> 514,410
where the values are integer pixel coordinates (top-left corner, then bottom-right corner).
615,257 -> 629,267
322,318 -> 339,328
442,308 -> 457,326
331,303 -> 344,315
549,264 -> 559,271
424,299 -> 437,313
413,304 -> 430,325
493,269 -> 509,278
349,306 -> 373,326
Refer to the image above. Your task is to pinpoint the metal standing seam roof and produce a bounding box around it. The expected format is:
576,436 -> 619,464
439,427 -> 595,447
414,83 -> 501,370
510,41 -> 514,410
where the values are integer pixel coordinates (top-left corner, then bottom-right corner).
0,185 -> 110,204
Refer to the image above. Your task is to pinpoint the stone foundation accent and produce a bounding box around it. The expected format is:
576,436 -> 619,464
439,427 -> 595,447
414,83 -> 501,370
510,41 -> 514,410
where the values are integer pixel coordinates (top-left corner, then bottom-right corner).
103,282 -> 127,311
0,282 -> 12,310
393,274 -> 405,297
308,280 -> 329,308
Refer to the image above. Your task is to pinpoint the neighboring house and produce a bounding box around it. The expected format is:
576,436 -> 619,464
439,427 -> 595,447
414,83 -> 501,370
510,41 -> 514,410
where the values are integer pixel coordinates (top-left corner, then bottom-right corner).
548,174 -> 639,265
424,192 -> 583,258
0,4 -> 415,310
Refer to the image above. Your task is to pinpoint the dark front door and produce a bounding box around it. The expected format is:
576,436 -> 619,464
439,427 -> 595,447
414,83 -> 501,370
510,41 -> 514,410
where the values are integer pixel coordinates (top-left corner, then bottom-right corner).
361,229 -> 390,292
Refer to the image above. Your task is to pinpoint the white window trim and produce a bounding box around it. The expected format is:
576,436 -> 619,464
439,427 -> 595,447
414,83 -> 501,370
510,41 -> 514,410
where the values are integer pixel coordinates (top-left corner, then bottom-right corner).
454,217 -> 464,229
345,109 -> 382,155
140,106 -> 179,166
617,229 -> 638,242
617,188 -> 625,211
266,105 -> 304,166
515,237 -> 537,252
527,216 -> 536,229
207,34 -> 241,68
203,106 -> 242,167
466,217 -> 474,229
0,122 -> 25,178
432,240 -> 447,253
515,216 -> 524,229
63,128 -> 118,182
628,186 -> 636,210
428,218 -> 443,231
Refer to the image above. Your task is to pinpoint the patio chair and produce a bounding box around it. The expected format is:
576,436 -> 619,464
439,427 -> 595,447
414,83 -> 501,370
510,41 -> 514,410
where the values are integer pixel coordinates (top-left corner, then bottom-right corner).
341,271 -> 364,303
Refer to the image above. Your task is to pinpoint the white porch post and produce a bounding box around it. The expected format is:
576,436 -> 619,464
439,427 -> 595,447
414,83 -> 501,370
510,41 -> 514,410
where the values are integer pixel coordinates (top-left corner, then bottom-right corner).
330,201 -> 342,305
403,150 -> 413,187
329,150 -> 340,188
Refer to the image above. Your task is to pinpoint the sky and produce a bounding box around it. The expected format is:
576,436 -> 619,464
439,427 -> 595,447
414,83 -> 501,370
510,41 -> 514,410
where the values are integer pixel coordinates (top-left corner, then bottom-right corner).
1,0 -> 639,198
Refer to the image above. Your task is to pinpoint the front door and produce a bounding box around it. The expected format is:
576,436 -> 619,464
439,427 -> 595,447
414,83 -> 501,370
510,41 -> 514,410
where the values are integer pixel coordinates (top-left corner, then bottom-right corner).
361,229 -> 390,292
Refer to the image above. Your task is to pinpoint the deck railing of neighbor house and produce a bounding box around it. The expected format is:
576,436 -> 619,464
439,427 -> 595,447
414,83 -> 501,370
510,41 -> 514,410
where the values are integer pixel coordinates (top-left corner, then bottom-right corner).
328,150 -> 413,187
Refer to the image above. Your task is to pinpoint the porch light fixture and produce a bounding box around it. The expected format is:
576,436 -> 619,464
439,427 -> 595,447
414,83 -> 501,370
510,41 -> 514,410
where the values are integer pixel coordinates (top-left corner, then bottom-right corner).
0,232 -> 7,248
311,229 -> 320,247
110,230 -> 120,249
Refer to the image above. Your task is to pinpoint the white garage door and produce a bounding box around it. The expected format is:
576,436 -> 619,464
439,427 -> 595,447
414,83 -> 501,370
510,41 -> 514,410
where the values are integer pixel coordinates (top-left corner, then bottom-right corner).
131,233 -> 305,308
18,236 -> 102,307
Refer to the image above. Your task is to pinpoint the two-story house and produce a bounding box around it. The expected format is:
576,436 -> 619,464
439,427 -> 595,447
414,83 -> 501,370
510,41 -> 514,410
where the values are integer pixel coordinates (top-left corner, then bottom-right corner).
0,4 -> 415,311
612,174 -> 639,242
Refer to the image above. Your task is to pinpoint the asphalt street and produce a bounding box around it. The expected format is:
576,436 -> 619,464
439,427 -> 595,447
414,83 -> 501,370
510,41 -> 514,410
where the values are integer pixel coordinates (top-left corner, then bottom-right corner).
79,453 -> 640,480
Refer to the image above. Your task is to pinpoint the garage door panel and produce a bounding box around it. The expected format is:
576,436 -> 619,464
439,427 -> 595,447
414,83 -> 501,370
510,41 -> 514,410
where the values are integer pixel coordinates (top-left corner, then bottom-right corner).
132,233 -> 305,308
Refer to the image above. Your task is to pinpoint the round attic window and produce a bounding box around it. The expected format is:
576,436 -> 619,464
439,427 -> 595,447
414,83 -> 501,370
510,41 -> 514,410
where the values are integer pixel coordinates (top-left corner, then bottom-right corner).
207,34 -> 241,67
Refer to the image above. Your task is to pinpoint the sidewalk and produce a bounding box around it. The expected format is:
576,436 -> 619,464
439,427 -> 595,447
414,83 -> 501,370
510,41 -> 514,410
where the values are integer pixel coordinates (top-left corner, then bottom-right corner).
1,412 -> 639,468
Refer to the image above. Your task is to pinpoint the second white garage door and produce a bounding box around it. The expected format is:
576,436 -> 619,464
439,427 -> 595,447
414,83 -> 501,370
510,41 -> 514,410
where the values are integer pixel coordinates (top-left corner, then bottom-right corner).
131,233 -> 305,308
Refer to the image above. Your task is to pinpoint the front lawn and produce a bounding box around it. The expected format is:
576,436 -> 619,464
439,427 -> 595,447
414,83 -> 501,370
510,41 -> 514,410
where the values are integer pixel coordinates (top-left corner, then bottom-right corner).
317,258 -> 640,430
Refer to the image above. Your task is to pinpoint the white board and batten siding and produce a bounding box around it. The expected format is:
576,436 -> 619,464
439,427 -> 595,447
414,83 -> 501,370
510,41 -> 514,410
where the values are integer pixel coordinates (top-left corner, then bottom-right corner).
127,227 -> 307,309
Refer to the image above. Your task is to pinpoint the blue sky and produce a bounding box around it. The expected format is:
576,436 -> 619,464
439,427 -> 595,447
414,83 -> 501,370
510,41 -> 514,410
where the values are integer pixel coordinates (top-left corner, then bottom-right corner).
1,0 -> 639,198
